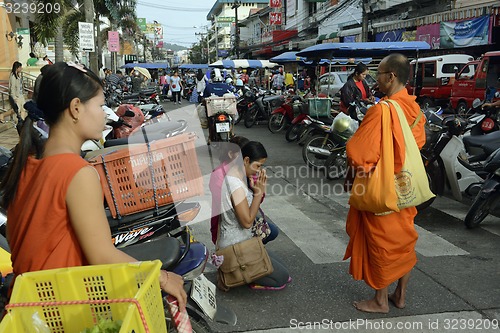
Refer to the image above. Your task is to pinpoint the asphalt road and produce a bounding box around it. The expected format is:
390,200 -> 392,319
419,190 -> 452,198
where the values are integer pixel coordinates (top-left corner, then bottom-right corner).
162,100 -> 500,333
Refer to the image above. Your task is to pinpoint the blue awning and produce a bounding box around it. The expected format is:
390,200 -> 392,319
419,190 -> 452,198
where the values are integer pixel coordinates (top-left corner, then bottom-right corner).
179,64 -> 209,70
121,62 -> 170,69
269,52 -> 309,64
296,41 -> 431,58
209,59 -> 278,69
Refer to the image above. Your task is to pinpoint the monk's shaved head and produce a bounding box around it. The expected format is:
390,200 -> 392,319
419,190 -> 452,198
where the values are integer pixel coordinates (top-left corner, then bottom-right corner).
380,53 -> 410,85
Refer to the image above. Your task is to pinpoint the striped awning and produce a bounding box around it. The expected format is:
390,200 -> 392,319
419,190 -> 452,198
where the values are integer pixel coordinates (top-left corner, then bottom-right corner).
318,32 -> 338,41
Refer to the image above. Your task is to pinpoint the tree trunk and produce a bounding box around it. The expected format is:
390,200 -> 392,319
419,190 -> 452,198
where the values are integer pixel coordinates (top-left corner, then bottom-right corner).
54,26 -> 64,62
84,0 -> 98,74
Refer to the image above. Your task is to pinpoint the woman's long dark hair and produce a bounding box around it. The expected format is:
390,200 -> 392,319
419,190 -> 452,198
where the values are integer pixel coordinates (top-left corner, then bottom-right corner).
196,69 -> 204,81
11,61 -> 22,80
241,141 -> 267,163
348,63 -> 369,80
0,62 -> 103,209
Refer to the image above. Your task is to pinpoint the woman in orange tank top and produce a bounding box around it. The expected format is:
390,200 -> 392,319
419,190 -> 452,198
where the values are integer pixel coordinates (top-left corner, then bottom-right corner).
0,62 -> 186,311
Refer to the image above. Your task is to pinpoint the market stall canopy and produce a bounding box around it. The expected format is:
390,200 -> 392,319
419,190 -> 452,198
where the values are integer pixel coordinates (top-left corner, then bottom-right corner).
317,58 -> 372,65
209,59 -> 279,69
179,64 -> 210,70
296,41 -> 431,59
121,62 -> 170,69
269,52 -> 309,64
133,66 -> 151,79
269,52 -> 372,66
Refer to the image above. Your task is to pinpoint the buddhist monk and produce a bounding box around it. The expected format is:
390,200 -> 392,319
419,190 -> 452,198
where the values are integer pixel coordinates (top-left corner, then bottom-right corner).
343,53 -> 426,313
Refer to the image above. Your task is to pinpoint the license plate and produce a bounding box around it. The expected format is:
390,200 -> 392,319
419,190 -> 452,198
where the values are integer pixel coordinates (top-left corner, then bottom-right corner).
191,274 -> 217,320
216,122 -> 230,133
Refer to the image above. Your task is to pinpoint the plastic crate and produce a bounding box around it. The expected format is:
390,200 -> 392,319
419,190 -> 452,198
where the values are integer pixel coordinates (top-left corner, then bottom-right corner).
89,132 -> 204,219
205,96 -> 238,116
308,98 -> 332,118
0,261 -> 166,333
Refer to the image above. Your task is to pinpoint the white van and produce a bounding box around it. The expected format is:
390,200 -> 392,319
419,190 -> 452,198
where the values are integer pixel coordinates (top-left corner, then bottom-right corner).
406,54 -> 474,109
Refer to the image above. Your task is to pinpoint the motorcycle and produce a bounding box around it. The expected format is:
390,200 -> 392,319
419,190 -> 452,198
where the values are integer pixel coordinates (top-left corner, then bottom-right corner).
0,210 -> 237,333
268,92 -> 309,134
464,147 -> 500,228
244,90 -> 284,128
205,95 -> 238,143
419,105 -> 500,210
302,113 -> 357,170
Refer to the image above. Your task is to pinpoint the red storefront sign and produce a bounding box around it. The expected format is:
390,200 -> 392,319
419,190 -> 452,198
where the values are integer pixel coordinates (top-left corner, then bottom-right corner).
269,12 -> 282,25
270,0 -> 282,8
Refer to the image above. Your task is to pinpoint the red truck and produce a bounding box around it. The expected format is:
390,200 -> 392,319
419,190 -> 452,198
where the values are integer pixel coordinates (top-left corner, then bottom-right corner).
407,54 -> 474,109
450,51 -> 500,114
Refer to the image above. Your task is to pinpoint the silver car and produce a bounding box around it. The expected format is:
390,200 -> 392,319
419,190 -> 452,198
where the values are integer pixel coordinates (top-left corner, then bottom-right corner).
318,71 -> 376,98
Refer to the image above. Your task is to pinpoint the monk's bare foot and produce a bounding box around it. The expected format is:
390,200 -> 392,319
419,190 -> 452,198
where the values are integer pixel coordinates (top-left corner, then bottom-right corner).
353,299 -> 389,314
389,293 -> 405,309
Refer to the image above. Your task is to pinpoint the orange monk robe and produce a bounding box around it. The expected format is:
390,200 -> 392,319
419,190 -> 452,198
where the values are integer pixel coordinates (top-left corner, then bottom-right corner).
343,89 -> 426,290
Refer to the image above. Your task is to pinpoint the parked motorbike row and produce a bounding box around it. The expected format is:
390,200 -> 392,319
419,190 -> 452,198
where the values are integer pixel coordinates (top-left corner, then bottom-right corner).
418,97 -> 500,228
230,84 -> 500,229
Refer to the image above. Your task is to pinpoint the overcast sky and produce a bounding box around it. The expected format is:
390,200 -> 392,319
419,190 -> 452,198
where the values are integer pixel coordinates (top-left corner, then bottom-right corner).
135,0 -> 214,47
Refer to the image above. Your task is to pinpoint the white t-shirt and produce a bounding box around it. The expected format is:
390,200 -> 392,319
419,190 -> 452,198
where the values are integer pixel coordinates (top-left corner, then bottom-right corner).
218,175 -> 253,249
170,76 -> 182,92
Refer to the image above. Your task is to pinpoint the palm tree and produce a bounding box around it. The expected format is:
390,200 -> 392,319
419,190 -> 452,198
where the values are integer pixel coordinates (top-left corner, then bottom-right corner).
32,0 -> 76,62
33,0 -> 138,72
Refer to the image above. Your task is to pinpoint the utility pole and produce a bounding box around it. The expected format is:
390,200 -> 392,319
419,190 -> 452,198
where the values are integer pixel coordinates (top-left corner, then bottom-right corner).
232,1 -> 241,58
361,0 -> 369,42
214,19 -> 219,61
84,0 -> 97,73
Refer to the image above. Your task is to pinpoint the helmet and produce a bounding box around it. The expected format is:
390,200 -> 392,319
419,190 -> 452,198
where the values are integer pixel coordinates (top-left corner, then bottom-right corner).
235,79 -> 244,87
333,116 -> 351,133
225,78 -> 233,84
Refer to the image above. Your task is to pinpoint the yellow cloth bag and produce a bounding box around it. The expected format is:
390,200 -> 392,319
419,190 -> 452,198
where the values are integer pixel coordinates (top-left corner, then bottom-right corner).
348,102 -> 399,214
387,100 -> 435,210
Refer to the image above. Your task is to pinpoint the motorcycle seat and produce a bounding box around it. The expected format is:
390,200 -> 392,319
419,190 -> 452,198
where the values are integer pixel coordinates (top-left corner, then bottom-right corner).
122,93 -> 140,99
140,88 -> 156,96
121,237 -> 181,270
463,131 -> 500,152
310,116 -> 334,125
104,121 -> 187,147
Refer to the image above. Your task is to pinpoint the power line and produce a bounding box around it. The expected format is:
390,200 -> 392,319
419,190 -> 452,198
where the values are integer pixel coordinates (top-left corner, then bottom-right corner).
136,0 -> 211,12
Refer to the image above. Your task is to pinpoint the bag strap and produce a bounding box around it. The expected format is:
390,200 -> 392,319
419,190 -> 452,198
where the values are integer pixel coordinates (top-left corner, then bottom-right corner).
383,99 -> 420,149
382,99 -> 422,129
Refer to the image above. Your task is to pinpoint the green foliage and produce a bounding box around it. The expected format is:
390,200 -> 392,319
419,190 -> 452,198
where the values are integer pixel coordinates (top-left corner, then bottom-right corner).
80,318 -> 122,333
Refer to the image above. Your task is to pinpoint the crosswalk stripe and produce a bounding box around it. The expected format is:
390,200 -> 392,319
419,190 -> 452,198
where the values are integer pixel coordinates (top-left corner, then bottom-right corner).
431,195 -> 500,236
267,194 -> 469,261
264,196 -> 348,264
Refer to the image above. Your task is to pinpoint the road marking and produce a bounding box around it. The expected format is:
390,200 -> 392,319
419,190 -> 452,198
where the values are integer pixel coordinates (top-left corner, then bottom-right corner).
414,225 -> 469,256
241,310 -> 498,333
268,194 -> 469,260
432,196 -> 500,236
264,196 -> 347,264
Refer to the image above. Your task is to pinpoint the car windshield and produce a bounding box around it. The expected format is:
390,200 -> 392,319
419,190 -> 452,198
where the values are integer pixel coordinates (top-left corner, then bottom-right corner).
337,73 -> 349,83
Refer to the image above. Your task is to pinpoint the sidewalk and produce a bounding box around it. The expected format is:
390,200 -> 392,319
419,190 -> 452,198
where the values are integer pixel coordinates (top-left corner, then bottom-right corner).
0,122 -> 19,150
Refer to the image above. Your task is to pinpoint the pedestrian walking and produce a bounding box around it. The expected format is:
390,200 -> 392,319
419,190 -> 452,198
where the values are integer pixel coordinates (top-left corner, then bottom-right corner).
343,53 -> 426,313
8,61 -> 26,119
170,71 -> 183,104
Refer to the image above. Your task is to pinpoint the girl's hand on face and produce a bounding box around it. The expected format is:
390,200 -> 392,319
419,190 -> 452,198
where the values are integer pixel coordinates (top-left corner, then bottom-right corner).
252,169 -> 267,197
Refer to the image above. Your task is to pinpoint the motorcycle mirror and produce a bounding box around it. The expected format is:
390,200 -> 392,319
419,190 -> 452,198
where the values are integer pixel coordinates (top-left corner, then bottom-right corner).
472,98 -> 482,109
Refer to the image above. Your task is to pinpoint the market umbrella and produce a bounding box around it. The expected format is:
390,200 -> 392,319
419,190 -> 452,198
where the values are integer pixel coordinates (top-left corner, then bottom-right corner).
133,66 -> 151,79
